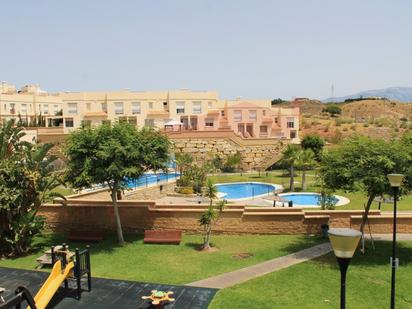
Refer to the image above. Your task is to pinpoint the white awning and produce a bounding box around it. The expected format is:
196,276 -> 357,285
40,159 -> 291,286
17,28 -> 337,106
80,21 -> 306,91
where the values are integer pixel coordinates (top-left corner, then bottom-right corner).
164,120 -> 182,126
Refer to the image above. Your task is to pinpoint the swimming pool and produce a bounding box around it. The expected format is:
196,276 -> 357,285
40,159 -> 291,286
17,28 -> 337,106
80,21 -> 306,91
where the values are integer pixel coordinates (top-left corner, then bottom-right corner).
126,172 -> 180,189
215,182 -> 281,200
278,192 -> 349,207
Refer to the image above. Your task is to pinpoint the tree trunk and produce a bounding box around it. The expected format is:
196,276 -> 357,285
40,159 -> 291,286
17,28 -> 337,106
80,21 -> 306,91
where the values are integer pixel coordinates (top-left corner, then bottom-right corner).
302,169 -> 306,191
204,225 -> 211,249
360,194 -> 376,253
111,182 -> 125,245
289,165 -> 295,192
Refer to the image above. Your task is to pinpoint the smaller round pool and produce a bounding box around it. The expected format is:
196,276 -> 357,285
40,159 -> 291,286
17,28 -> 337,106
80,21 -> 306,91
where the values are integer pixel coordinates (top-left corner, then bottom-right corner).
215,182 -> 281,200
278,192 -> 349,207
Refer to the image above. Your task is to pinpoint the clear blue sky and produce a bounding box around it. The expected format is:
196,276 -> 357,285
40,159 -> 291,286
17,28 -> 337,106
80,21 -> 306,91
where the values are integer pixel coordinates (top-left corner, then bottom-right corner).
1,1 -> 411,99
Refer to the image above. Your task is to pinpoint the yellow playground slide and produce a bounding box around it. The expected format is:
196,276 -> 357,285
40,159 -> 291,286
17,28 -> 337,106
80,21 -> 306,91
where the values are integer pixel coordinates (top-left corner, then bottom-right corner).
29,260 -> 74,309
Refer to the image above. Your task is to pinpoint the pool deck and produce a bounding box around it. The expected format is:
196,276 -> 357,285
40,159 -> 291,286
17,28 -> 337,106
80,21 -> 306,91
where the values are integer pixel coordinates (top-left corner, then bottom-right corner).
0,267 -> 217,309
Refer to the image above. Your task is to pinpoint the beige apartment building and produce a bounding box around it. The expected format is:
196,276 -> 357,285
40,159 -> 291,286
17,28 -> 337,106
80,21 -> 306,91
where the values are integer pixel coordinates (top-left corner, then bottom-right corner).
0,82 -> 299,140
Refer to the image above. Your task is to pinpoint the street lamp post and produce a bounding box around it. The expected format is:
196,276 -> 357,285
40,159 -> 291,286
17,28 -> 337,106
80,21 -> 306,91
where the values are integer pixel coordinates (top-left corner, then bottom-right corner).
387,173 -> 404,309
328,228 -> 362,309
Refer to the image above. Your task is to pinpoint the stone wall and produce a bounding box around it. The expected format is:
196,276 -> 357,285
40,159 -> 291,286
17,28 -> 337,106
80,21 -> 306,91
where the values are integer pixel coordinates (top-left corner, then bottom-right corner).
39,200 -> 412,235
171,134 -> 286,170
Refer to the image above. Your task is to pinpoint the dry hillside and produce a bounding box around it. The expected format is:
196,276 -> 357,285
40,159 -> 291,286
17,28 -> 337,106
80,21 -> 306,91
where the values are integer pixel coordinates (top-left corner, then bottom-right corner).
299,99 -> 412,143
341,100 -> 412,120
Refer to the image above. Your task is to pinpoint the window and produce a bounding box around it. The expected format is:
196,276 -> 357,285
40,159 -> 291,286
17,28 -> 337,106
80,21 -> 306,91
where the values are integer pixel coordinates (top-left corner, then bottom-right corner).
114,102 -> 124,115
145,119 -> 154,127
233,110 -> 242,122
21,104 -> 27,114
43,104 -> 49,115
260,125 -> 268,135
205,118 -> 214,127
176,101 -> 185,114
86,103 -> 91,111
128,116 -> 137,125
262,110 -> 266,116
131,102 -> 141,114
208,101 -> 213,108
148,102 -> 153,109
10,103 -> 15,114
81,120 -> 91,127
221,110 -> 225,116
53,105 -> 59,114
249,110 -> 257,121
118,116 -> 127,123
68,103 -> 77,115
102,120 -> 111,125
287,117 -> 294,128
274,117 -> 278,124
192,101 -> 201,114
65,118 -> 74,127
101,103 -> 108,113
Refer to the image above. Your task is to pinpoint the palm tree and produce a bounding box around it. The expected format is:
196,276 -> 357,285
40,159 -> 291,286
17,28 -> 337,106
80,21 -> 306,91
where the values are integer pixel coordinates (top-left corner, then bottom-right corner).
199,179 -> 224,249
204,178 -> 218,207
175,152 -> 193,175
281,145 -> 301,191
297,149 -> 316,191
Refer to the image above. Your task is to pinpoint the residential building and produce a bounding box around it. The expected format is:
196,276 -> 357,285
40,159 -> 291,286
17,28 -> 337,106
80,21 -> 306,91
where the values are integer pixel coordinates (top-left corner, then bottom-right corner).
0,82 -> 299,140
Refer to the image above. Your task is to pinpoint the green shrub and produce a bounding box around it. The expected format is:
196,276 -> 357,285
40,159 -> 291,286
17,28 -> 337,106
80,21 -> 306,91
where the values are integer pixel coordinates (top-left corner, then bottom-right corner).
323,105 -> 342,117
178,186 -> 194,195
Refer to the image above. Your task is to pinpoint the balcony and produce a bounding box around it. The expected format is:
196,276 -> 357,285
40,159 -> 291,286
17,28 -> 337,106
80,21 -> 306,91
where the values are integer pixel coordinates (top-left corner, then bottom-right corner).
147,110 -> 170,118
84,112 -> 108,118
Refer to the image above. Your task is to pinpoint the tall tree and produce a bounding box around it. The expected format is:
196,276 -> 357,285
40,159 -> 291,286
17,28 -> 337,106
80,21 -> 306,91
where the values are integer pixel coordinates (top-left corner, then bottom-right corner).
281,145 -> 301,191
319,135 -> 412,251
0,121 -> 63,256
65,122 -> 170,244
301,134 -> 325,160
297,149 -> 316,191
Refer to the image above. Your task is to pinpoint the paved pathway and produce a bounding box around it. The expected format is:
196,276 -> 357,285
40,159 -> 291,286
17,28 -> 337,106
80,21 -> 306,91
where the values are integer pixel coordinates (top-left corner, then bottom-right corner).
187,243 -> 332,289
366,233 -> 412,241
187,234 -> 412,289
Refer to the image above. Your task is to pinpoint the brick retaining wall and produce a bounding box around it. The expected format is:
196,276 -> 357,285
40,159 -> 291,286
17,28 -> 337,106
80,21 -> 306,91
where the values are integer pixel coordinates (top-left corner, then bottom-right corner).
39,200 -> 412,235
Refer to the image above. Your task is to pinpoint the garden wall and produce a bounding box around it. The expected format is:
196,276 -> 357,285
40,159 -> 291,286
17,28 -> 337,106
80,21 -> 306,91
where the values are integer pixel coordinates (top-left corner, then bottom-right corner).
38,200 -> 412,235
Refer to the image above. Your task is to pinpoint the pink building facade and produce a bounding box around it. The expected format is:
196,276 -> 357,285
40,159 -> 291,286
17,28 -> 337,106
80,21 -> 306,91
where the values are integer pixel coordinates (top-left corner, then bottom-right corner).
173,101 -> 300,140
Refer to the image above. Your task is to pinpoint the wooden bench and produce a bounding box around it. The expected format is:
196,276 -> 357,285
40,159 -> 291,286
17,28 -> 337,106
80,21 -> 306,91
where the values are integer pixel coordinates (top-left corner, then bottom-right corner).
68,230 -> 104,242
144,230 -> 182,245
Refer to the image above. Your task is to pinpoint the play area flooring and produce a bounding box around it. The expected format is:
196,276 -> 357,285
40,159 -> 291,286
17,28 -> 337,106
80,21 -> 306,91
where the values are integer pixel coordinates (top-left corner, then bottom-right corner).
0,267 -> 217,309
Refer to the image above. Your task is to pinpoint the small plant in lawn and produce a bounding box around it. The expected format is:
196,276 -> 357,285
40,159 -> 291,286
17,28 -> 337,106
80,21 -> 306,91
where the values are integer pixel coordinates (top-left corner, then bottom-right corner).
199,179 -> 226,250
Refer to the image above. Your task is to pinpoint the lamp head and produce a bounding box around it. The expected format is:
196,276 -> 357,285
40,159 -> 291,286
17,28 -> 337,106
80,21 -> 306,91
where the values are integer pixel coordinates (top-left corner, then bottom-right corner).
328,228 -> 361,259
387,174 -> 404,188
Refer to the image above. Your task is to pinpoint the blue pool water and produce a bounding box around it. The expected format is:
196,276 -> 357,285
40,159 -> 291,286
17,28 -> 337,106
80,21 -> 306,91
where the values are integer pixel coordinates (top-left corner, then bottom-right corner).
279,193 -> 338,207
126,173 -> 179,189
215,182 -> 279,200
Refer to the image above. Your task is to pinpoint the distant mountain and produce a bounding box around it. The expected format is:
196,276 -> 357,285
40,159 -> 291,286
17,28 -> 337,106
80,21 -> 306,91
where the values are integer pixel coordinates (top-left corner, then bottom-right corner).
322,87 -> 412,103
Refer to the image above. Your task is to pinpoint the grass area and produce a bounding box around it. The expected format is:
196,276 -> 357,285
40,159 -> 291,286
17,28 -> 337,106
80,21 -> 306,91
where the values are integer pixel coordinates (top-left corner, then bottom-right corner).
209,170 -> 412,211
0,233 -> 323,285
210,240 -> 412,309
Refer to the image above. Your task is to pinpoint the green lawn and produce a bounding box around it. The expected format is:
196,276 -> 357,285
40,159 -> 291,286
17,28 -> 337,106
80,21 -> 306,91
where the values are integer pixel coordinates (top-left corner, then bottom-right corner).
0,233 -> 323,285
208,170 -> 412,211
210,240 -> 412,309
